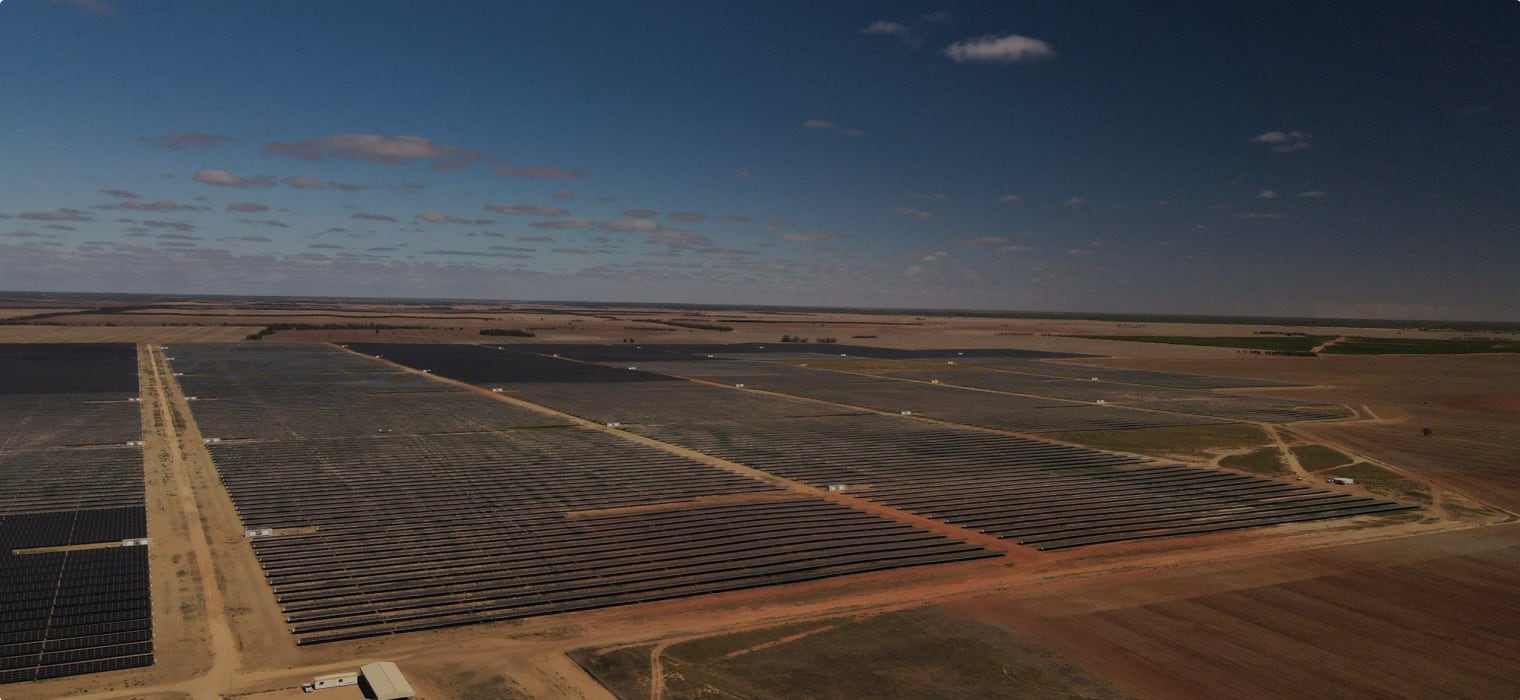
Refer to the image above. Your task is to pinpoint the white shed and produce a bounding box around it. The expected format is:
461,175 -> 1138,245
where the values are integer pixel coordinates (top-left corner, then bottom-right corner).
360,661 -> 415,700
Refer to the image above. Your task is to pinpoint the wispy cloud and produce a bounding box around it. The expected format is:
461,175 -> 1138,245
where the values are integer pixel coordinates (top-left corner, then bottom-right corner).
1250,130 -> 1312,152
802,119 -> 864,137
963,235 -> 1008,247
945,34 -> 1054,63
1257,189 -> 1278,199
861,20 -> 909,36
552,189 -> 575,200
494,165 -> 586,179
351,212 -> 397,222
193,169 -> 276,188
52,0 -> 117,16
19,208 -> 92,222
120,200 -> 206,213
668,211 -> 707,223
283,176 -> 361,191
1297,190 -> 1327,198
143,131 -> 231,150
530,218 -> 598,230
225,201 -> 270,213
892,207 -> 933,219
782,232 -> 848,242
101,189 -> 141,199
1234,211 -> 1287,219
910,192 -> 949,201
622,209 -> 659,219
486,203 -> 571,217
264,134 -> 479,165
1061,197 -> 1087,207
416,210 -> 472,225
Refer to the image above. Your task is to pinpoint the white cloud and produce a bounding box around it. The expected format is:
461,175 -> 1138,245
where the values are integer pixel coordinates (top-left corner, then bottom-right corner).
902,265 -> 923,278
1297,190 -> 1327,198
964,235 -> 1008,247
1062,197 -> 1087,207
1250,130 -> 1312,152
193,169 -> 275,188
945,34 -> 1053,63
997,194 -> 1022,203
997,245 -> 1035,254
893,207 -> 933,219
782,232 -> 848,242
1257,189 -> 1278,199
802,119 -> 835,130
923,10 -> 953,24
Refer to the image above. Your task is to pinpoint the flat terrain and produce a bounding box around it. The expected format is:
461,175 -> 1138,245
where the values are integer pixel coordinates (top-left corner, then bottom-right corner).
0,296 -> 1515,700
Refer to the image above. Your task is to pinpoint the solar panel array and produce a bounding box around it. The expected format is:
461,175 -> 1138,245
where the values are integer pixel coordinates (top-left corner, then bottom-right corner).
0,344 -> 150,684
628,359 -> 1226,433
350,343 -> 1413,553
618,415 -> 1415,550
171,344 -> 995,644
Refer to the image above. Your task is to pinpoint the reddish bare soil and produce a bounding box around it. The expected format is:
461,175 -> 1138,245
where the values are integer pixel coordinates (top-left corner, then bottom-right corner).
946,523 -> 1520,699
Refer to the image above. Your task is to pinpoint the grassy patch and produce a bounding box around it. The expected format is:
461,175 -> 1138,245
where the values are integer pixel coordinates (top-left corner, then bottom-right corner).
656,608 -> 1129,700
438,669 -> 531,700
1321,337 -> 1520,354
569,645 -> 653,700
1072,335 -> 1327,352
1325,462 -> 1432,504
1048,423 -> 1272,460
1220,447 -> 1290,476
1292,444 -> 1354,471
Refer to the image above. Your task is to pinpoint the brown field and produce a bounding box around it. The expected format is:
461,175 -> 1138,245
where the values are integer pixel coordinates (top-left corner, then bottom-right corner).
3,297 -> 1516,700
0,325 -> 257,343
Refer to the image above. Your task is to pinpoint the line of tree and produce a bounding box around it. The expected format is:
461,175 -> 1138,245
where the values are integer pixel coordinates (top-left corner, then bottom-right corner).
245,322 -> 426,340
479,328 -> 536,337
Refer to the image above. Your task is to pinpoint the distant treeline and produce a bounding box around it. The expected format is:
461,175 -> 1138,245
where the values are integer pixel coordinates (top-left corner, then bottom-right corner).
479,328 -> 536,337
246,323 -> 427,340
635,318 -> 734,332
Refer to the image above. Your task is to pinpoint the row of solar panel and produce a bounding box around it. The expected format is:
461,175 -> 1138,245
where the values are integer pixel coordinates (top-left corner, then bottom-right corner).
0,506 -> 148,550
0,652 -> 152,684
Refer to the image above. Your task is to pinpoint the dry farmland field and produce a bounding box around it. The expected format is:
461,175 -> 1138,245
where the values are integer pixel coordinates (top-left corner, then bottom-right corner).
0,297 -> 1516,699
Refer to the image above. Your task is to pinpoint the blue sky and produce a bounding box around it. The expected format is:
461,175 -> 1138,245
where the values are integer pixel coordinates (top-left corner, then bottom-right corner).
1,1 -> 1517,319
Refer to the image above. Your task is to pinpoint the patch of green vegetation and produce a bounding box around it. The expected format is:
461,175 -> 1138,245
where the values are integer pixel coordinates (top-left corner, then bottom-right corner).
656,608 -> 1129,700
1048,423 -> 1272,460
1219,447 -> 1289,476
569,645 -> 653,700
1320,337 -> 1520,354
1292,444 -> 1354,471
1072,335 -> 1327,352
1326,462 -> 1432,504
